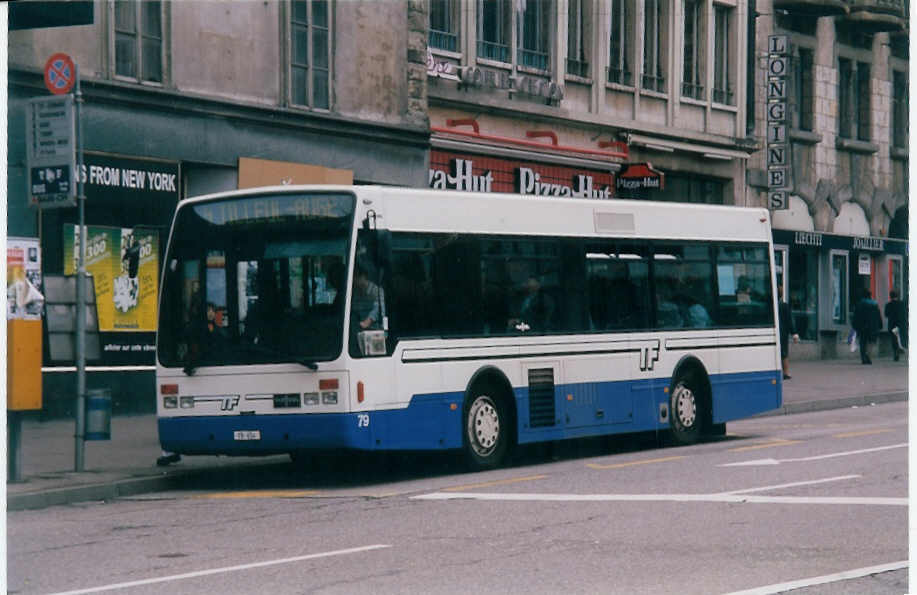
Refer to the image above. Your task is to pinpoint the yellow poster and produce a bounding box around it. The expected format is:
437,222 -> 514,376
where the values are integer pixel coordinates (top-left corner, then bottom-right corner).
63,225 -> 159,332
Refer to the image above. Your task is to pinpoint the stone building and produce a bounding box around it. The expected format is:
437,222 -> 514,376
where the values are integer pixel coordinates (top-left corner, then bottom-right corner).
746,0 -> 909,358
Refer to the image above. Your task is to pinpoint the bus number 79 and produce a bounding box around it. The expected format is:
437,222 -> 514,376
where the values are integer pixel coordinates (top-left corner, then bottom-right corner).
357,414 -> 370,428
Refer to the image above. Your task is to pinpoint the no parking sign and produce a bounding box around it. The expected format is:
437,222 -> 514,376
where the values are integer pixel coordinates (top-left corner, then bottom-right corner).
44,52 -> 76,95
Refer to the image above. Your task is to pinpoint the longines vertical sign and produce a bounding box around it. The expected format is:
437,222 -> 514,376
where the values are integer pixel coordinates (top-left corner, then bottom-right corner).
766,35 -> 789,210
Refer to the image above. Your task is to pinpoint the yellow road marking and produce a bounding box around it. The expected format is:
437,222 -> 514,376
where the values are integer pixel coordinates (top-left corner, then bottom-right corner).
443,474 -> 548,492
728,438 -> 801,452
832,428 -> 894,439
194,490 -> 322,499
587,455 -> 686,470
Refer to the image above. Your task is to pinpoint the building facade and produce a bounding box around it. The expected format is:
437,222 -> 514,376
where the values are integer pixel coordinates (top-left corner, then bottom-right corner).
747,0 -> 909,357
8,0 -> 430,415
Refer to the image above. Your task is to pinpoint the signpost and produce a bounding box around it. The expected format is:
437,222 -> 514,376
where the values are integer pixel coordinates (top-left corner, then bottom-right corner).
26,52 -> 89,471
766,35 -> 790,211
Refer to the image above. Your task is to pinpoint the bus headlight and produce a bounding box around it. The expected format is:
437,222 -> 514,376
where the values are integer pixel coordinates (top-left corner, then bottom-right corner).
180,396 -> 195,409
303,393 -> 320,405
163,396 -> 178,409
322,391 -> 338,405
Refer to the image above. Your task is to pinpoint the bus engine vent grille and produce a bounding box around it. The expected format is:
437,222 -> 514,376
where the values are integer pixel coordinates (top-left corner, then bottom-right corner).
528,368 -> 556,428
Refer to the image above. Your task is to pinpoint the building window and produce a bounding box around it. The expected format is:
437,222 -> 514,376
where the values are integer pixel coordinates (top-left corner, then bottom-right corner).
291,0 -> 330,110
608,0 -> 632,85
642,0 -> 666,92
682,0 -> 704,100
838,58 -> 870,141
518,0 -> 551,70
567,0 -> 590,78
795,48 -> 814,131
430,0 -> 459,52
478,0 -> 511,63
712,5 -> 733,105
114,0 -> 162,82
892,70 -> 908,148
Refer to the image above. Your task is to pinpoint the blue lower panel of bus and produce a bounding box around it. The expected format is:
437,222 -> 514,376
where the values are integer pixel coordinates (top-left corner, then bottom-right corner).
159,370 -> 781,456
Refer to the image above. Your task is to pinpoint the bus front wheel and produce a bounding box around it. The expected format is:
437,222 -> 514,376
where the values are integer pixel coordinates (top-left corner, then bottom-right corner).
463,391 -> 510,470
669,373 -> 704,446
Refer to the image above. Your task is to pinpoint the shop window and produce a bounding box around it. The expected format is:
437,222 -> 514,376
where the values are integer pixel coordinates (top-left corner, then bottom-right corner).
889,258 -> 903,298
789,249 -> 818,340
290,0 -> 331,110
712,5 -> 734,105
608,0 -> 633,86
831,252 -> 847,324
682,0 -> 704,100
430,0 -> 460,52
478,0 -> 512,63
838,59 -> 870,141
567,0 -> 591,78
892,70 -> 908,149
517,0 -> 552,71
645,173 -> 725,204
642,0 -> 667,92
794,48 -> 814,132
114,0 -> 163,83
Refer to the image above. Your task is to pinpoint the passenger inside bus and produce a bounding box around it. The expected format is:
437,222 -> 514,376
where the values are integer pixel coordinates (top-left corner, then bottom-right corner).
511,276 -> 555,332
351,259 -> 385,330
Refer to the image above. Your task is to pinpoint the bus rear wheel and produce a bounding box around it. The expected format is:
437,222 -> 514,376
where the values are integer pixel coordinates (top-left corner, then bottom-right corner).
669,373 -> 704,446
463,391 -> 510,470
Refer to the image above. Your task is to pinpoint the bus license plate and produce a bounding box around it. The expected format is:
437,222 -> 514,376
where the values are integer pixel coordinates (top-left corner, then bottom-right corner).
233,430 -> 261,441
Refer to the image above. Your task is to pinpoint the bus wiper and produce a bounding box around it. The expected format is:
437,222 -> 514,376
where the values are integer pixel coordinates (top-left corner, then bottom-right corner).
244,342 -> 318,371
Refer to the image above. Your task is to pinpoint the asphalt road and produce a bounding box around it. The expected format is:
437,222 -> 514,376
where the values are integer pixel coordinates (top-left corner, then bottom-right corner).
8,402 -> 908,595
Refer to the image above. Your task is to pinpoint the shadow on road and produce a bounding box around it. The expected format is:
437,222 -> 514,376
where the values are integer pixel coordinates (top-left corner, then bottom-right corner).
166,428 -> 759,494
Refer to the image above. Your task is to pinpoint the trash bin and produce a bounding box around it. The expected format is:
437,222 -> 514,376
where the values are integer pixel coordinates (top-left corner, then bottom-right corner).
85,388 -> 112,440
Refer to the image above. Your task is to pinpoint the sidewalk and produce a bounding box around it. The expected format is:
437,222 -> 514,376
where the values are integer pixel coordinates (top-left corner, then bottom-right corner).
7,358 -> 908,511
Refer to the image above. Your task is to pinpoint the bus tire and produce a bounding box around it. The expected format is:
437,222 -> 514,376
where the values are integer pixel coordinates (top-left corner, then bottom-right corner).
463,389 -> 510,470
669,372 -> 704,446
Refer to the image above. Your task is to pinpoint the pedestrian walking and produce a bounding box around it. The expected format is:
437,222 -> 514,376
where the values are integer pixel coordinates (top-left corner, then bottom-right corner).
777,285 -> 799,379
884,289 -> 907,361
852,288 -> 882,365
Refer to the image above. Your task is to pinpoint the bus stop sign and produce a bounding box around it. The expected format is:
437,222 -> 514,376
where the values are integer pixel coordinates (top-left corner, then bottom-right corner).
44,53 -> 76,95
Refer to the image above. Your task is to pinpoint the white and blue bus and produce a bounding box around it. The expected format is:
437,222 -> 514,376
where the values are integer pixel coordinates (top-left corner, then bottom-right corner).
156,186 -> 781,469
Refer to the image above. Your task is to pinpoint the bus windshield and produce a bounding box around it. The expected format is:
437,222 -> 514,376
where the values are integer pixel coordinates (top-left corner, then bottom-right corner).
157,192 -> 356,370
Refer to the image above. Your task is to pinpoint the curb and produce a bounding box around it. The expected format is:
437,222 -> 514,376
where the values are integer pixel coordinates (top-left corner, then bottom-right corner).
8,396 -> 909,511
7,474 -> 185,512
757,392 -> 909,417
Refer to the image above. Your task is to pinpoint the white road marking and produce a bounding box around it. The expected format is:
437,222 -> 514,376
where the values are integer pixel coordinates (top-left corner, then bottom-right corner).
46,544 -> 392,595
721,560 -> 909,595
716,474 -> 861,495
719,442 -> 907,467
412,492 -> 906,506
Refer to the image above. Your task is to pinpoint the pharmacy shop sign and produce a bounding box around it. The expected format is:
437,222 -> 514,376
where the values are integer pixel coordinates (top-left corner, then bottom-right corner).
78,153 -> 179,204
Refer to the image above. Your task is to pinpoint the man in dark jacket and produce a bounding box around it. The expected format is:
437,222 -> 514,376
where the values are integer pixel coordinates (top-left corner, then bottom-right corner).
777,285 -> 799,379
852,288 -> 882,364
884,289 -> 907,361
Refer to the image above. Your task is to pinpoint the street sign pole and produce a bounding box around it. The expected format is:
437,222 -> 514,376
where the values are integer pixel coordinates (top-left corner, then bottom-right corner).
74,63 -> 86,472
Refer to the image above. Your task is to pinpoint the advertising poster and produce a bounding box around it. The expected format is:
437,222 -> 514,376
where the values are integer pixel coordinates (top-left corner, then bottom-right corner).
63,224 -> 159,332
7,237 -> 43,321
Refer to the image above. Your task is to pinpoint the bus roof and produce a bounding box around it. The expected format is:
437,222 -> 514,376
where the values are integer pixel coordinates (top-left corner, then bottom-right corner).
177,185 -> 773,244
